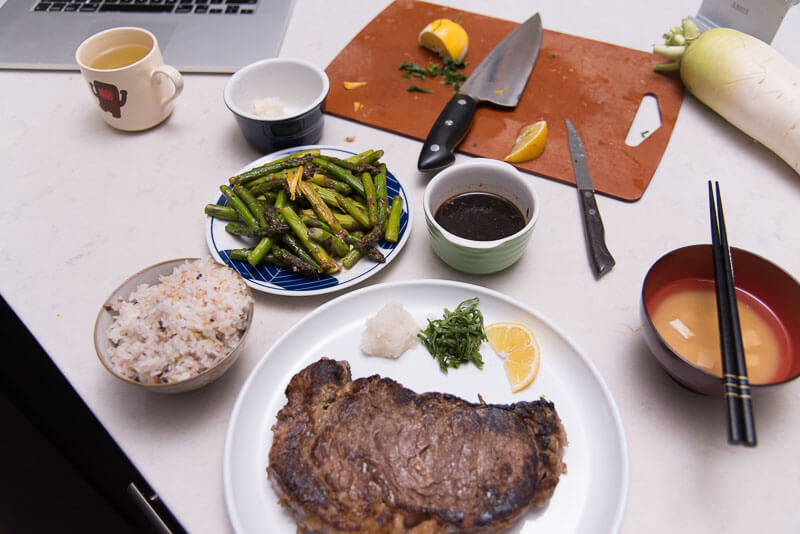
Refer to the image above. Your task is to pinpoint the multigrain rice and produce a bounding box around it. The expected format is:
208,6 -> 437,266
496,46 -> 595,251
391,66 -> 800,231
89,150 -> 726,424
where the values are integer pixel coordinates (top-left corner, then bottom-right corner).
105,258 -> 253,384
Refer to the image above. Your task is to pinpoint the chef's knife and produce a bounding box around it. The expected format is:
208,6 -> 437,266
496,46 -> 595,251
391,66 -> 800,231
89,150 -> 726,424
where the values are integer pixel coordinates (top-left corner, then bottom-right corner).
565,119 -> 616,278
417,13 -> 543,171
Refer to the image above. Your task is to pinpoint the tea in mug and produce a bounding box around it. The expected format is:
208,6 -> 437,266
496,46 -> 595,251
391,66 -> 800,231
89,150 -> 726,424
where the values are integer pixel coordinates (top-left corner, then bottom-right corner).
89,43 -> 150,70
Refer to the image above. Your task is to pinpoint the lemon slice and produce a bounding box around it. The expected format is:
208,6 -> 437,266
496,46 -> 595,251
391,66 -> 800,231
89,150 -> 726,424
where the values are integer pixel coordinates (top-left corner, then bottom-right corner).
486,322 -> 542,393
418,19 -> 469,61
504,120 -> 548,163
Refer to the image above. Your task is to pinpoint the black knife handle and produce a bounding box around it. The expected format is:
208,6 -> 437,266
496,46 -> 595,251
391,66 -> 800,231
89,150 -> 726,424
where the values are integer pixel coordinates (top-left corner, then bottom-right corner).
579,190 -> 615,277
417,94 -> 479,172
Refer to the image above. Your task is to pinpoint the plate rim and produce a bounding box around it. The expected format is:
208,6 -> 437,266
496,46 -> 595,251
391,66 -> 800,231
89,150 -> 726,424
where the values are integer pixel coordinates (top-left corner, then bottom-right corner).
222,278 -> 630,533
205,144 -> 412,296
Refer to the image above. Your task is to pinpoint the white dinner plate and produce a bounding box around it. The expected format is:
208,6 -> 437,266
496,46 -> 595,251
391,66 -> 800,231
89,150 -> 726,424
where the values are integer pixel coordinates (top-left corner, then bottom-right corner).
205,145 -> 411,296
223,280 -> 629,533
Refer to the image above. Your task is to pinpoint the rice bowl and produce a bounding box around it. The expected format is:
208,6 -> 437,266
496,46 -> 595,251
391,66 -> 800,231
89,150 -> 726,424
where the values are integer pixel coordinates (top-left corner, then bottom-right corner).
94,257 -> 254,393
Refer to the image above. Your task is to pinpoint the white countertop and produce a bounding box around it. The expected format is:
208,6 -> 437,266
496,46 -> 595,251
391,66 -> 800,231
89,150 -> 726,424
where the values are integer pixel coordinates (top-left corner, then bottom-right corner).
2,1 -> 799,532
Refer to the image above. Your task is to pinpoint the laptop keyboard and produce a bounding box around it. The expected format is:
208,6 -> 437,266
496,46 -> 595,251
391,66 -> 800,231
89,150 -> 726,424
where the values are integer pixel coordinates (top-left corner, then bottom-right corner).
33,0 -> 259,15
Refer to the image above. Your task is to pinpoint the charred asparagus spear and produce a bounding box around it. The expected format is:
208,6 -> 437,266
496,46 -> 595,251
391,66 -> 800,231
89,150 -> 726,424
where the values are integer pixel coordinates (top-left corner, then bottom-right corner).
280,205 -> 339,274
385,195 -> 403,243
204,204 -> 239,221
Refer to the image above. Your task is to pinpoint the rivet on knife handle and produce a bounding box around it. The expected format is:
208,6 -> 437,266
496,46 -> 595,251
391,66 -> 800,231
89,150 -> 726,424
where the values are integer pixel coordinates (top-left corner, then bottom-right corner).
578,190 -> 616,277
418,94 -> 478,171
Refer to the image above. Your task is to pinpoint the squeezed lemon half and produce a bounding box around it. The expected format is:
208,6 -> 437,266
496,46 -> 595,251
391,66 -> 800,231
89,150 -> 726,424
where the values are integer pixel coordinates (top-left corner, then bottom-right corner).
486,322 -> 542,393
418,19 -> 469,61
504,120 -> 548,163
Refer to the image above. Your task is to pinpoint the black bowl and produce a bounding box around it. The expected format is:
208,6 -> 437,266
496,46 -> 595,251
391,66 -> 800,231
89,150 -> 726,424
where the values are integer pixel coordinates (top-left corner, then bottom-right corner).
641,245 -> 800,395
224,58 -> 329,154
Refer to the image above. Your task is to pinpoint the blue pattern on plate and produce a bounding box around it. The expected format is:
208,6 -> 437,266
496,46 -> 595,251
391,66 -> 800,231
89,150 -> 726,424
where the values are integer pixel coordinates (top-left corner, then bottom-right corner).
219,250 -> 339,291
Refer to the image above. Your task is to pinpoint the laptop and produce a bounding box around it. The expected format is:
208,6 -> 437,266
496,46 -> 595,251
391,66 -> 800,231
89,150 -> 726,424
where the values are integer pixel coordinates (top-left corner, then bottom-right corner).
0,0 -> 295,73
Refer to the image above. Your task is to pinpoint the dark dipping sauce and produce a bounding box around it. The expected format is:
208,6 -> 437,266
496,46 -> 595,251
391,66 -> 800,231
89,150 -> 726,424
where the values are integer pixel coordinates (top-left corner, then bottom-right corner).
434,191 -> 526,241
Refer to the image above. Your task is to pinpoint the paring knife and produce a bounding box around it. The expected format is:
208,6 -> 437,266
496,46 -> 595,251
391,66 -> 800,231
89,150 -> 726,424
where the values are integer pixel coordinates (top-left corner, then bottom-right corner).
417,13 -> 543,171
565,119 -> 616,278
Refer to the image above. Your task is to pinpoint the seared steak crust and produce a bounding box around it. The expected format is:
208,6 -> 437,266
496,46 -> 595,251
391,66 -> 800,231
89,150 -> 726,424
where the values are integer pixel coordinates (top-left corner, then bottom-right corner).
268,359 -> 567,533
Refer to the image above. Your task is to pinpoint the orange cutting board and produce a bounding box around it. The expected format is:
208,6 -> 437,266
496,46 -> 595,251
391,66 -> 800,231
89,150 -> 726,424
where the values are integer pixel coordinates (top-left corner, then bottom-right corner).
324,0 -> 684,201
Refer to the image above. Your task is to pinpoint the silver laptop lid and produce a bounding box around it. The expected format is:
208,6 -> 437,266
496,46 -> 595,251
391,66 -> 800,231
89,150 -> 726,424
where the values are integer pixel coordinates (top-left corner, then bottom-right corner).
0,0 -> 295,73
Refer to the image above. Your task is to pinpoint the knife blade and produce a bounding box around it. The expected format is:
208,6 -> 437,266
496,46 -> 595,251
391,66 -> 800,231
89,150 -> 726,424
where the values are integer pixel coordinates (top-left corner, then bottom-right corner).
565,119 -> 616,278
417,13 -> 543,171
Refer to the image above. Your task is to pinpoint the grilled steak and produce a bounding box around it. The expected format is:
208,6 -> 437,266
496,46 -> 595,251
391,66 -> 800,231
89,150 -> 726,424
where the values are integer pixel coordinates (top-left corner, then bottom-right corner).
268,358 -> 567,533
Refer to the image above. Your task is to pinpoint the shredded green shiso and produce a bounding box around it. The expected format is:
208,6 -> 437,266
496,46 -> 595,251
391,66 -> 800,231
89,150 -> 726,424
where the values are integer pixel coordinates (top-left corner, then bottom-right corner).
399,58 -> 467,93
407,84 -> 434,94
418,297 -> 487,372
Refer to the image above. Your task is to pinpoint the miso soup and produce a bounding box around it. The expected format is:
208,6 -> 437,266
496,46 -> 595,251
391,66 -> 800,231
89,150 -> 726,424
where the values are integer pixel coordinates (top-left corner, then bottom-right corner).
649,278 -> 788,384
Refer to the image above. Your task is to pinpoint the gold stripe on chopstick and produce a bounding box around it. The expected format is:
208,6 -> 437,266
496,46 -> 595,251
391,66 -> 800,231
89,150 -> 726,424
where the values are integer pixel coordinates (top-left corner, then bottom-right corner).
723,381 -> 750,389
724,391 -> 753,399
723,373 -> 751,381
723,379 -> 752,399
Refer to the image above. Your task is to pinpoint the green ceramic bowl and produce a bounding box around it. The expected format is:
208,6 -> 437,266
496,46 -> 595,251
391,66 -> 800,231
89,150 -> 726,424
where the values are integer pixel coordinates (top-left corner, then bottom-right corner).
423,158 -> 540,274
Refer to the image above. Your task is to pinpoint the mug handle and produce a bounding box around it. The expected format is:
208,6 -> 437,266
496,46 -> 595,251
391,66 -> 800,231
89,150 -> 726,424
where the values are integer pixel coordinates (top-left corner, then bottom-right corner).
151,65 -> 184,107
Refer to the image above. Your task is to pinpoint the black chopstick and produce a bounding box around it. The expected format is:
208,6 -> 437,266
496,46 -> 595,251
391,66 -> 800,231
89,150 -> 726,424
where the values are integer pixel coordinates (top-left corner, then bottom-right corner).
708,181 -> 756,446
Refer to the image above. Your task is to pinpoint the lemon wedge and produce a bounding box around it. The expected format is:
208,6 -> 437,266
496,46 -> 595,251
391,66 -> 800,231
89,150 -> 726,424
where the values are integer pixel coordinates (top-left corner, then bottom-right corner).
418,19 -> 469,61
486,322 -> 541,393
504,120 -> 548,163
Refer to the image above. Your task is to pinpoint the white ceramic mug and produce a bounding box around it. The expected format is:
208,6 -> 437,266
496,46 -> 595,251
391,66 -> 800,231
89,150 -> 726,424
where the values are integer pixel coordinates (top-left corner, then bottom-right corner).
75,27 -> 183,131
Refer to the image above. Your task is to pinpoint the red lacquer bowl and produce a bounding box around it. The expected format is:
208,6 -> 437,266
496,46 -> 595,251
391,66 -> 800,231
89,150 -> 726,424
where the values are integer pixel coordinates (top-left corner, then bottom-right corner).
641,245 -> 800,396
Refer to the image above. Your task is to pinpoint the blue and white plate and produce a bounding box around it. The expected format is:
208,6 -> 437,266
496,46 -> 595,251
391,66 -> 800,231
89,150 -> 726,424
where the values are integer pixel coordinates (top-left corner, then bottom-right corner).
205,145 -> 412,296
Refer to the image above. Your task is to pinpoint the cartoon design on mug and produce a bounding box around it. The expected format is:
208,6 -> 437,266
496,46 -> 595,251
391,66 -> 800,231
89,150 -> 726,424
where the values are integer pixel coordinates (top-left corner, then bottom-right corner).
90,80 -> 128,118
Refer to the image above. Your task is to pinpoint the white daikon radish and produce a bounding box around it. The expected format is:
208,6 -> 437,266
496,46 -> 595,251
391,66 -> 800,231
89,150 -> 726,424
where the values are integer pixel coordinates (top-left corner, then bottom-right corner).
655,19 -> 800,174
